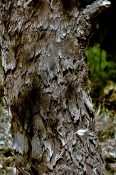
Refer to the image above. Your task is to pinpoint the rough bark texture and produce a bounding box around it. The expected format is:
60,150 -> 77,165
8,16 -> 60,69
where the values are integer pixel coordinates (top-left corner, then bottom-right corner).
0,0 -> 110,174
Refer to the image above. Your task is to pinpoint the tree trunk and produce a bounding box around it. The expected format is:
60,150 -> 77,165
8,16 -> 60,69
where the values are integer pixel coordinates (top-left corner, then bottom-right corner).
0,0 -> 110,174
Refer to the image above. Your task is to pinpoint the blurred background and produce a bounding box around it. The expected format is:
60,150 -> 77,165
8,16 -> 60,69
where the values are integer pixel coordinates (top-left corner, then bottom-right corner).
85,0 -> 116,174
0,0 -> 116,174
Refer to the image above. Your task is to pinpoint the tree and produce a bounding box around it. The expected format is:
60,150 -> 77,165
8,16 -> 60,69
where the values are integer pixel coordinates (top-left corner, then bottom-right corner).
0,0 -> 110,174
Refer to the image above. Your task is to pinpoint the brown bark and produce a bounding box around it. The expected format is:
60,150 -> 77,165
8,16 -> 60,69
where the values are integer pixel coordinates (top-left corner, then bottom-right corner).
0,0 -> 110,174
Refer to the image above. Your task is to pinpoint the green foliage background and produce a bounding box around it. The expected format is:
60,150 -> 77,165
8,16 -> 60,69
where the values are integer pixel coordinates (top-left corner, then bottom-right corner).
86,45 -> 116,102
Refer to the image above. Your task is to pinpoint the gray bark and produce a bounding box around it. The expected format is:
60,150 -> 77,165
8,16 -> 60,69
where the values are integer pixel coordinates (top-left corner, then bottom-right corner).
0,0 -> 110,174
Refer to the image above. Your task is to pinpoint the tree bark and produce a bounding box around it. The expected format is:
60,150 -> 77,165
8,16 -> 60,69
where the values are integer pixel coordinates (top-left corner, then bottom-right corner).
0,0 -> 110,174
